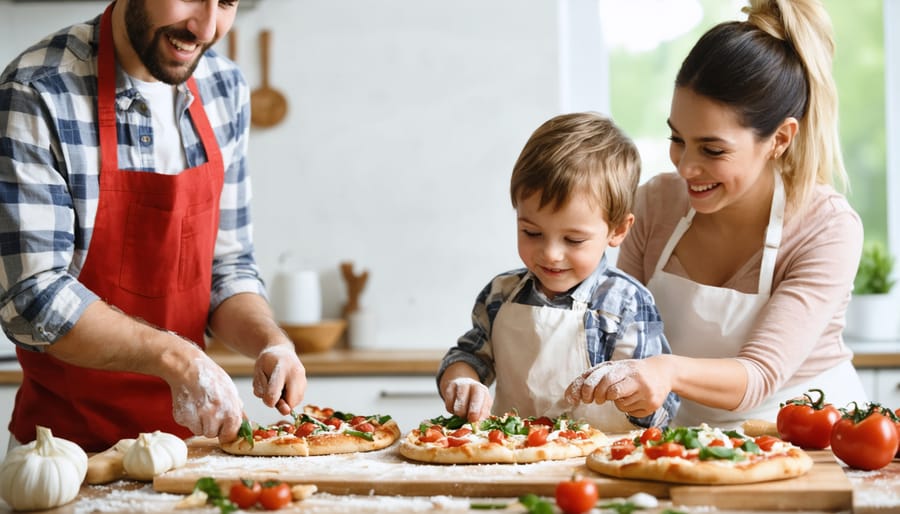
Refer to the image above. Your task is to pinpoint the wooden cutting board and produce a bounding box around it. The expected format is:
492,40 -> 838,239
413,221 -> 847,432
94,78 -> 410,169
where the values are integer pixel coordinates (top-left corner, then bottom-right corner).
153,438 -> 851,511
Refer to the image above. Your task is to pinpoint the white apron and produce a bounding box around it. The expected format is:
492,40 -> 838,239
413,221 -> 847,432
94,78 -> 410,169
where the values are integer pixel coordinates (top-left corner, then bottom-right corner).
648,173 -> 866,427
491,276 -> 637,432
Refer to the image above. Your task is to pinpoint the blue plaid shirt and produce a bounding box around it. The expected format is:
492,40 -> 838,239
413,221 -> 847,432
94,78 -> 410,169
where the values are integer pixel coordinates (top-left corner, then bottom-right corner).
439,255 -> 680,427
0,14 -> 265,349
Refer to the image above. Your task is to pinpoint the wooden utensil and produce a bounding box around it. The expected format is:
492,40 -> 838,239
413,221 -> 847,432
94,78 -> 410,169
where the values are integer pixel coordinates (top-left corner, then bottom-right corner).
227,27 -> 237,62
250,29 -> 287,128
340,261 -> 369,318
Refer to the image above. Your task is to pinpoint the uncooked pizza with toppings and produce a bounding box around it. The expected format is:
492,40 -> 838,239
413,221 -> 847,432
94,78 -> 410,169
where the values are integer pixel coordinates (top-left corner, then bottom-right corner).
220,405 -> 401,457
586,424 -> 814,484
398,412 -> 608,464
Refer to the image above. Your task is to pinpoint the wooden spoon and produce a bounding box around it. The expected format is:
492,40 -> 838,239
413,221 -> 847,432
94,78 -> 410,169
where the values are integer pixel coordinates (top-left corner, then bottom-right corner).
250,29 -> 287,128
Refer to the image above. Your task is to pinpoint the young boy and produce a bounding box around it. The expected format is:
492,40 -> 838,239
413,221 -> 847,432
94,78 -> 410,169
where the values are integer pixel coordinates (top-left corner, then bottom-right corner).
437,112 -> 679,431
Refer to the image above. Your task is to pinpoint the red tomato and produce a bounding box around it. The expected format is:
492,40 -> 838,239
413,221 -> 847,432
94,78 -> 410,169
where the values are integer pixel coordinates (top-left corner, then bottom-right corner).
644,442 -> 685,460
895,408 -> 900,458
776,389 -> 841,449
228,479 -> 261,509
555,476 -> 599,514
450,427 -> 472,437
253,428 -> 277,440
350,415 -> 368,425
557,429 -> 578,439
831,405 -> 900,471
609,438 -> 636,460
639,427 -> 662,445
488,429 -> 506,444
258,481 -> 292,510
526,425 -> 550,447
324,417 -> 343,429
707,439 -> 725,447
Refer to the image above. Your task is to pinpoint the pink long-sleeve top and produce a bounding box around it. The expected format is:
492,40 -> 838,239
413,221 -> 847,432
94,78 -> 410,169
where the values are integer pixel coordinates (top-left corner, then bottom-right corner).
617,172 -> 863,411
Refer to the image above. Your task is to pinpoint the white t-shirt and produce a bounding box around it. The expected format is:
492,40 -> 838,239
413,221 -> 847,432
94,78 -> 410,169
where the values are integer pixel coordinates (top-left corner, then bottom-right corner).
128,75 -> 188,175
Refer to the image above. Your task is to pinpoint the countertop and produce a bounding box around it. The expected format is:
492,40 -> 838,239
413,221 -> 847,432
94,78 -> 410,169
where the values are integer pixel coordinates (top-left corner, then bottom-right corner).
1,341 -> 898,385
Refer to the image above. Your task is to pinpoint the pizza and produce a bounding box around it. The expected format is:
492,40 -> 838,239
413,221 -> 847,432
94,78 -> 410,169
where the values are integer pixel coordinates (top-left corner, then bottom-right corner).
219,405 -> 401,456
398,412 -> 608,464
586,423 -> 814,484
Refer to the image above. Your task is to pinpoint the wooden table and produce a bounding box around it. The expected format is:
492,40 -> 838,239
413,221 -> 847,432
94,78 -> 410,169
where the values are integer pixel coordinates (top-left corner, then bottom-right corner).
2,441 -> 897,513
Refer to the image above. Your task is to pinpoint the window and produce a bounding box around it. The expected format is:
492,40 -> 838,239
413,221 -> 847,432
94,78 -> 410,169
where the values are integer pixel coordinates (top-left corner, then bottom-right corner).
598,0 -> 891,248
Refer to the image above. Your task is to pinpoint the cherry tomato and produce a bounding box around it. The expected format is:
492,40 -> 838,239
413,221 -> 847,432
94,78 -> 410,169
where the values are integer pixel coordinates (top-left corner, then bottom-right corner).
354,422 -> 375,433
229,479 -> 261,509
776,389 -> 841,449
831,403 -> 900,471
644,442 -> 685,460
295,422 -> 317,438
450,427 -> 472,437
259,481 -> 292,510
555,475 -> 599,514
526,425 -> 549,447
609,438 -> 636,460
639,427 -> 662,445
488,429 -> 506,444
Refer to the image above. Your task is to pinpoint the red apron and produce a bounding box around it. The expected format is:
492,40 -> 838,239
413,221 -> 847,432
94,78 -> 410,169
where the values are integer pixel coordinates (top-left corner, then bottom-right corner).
11,4 -> 224,452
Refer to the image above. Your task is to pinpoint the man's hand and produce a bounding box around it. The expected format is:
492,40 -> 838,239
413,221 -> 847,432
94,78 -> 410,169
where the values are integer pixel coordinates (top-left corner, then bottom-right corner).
253,342 -> 307,415
442,377 -> 492,422
168,355 -> 244,442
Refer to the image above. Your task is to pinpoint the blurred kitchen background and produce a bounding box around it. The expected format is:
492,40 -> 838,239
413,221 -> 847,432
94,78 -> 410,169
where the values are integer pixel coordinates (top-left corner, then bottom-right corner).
0,0 -> 897,355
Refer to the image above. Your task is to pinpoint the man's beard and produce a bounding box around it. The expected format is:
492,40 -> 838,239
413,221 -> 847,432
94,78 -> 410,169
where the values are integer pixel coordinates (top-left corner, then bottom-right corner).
125,0 -> 209,84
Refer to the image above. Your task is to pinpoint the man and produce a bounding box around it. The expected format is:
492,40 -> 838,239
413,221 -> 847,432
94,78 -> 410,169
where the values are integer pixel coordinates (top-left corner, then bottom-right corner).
0,0 -> 306,452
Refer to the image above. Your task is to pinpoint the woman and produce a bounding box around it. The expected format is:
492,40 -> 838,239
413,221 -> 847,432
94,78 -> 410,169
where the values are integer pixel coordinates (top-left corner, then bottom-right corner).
568,0 -> 867,427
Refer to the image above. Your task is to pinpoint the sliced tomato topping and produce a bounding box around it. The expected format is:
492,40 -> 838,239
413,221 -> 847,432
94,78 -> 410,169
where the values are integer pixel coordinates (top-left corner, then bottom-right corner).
350,416 -> 368,426
450,427 -> 472,437
610,438 -> 636,460
557,429 -> 578,439
295,422 -> 318,438
354,422 -> 375,433
527,416 -> 554,428
419,426 -> 445,443
526,425 -> 550,447
639,427 -> 663,445
488,429 -> 506,444
644,442 -> 686,460
324,417 -> 343,429
253,428 -> 278,440
447,436 -> 470,447
754,435 -> 781,452
707,439 -> 725,447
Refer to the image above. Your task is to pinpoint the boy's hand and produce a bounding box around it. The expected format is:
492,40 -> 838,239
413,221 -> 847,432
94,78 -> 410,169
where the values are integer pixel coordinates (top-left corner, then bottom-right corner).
565,359 -> 668,418
442,377 -> 492,422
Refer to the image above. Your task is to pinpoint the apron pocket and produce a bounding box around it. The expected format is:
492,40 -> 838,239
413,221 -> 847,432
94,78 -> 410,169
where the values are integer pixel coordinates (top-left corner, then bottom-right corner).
177,206 -> 216,292
119,202 -> 181,298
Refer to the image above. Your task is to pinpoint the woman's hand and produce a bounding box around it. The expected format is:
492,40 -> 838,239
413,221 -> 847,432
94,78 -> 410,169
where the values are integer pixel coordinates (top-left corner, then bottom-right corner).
253,341 -> 307,415
565,356 -> 673,418
442,377 -> 493,422
168,354 -> 244,442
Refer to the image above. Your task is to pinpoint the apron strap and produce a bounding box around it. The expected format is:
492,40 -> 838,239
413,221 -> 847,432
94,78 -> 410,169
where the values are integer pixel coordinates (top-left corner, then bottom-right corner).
757,171 -> 785,296
653,209 -> 695,275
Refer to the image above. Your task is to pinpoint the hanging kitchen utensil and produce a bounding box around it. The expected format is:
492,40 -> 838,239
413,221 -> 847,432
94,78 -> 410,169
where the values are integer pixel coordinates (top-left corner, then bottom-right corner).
227,27 -> 237,62
250,29 -> 287,128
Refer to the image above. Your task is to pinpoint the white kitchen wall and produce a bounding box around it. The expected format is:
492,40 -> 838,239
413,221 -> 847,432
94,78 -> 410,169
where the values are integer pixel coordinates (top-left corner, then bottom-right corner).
0,0 -> 608,351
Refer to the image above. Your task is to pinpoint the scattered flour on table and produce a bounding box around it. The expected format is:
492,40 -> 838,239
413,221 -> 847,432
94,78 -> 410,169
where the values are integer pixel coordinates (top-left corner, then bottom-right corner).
845,469 -> 900,509
74,484 -> 186,513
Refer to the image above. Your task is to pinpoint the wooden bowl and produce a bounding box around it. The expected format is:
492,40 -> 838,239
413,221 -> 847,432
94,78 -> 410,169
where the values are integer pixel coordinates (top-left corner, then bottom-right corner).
281,319 -> 347,353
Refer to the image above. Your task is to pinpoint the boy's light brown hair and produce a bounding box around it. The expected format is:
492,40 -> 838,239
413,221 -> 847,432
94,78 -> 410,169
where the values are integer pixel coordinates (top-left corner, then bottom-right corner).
510,112 -> 641,227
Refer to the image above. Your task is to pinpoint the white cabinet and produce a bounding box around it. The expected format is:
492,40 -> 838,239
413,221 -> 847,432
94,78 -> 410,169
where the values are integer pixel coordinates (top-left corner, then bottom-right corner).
856,368 -> 900,406
233,376 -> 444,432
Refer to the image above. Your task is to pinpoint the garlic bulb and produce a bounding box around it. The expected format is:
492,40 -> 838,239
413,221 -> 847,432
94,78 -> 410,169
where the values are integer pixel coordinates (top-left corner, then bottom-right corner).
122,431 -> 188,480
0,425 -> 88,510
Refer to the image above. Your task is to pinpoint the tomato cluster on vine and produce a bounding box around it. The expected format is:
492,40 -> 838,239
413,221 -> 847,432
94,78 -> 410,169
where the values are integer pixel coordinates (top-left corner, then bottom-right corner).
776,389 -> 900,470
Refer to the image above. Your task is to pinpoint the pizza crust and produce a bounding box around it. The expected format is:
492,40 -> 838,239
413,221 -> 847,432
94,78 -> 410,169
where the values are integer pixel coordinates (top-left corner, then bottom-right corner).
586,446 -> 814,485
220,419 -> 401,457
